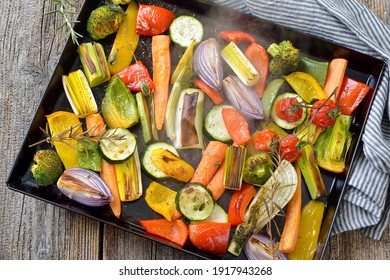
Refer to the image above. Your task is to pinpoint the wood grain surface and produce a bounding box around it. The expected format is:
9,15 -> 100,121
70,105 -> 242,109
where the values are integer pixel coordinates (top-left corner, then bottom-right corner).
1,0 -> 389,260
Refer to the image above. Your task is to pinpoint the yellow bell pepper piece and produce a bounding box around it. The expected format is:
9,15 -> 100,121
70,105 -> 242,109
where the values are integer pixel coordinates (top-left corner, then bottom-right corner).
284,71 -> 326,104
108,1 -> 140,75
145,181 -> 178,221
46,111 -> 82,169
287,200 -> 325,260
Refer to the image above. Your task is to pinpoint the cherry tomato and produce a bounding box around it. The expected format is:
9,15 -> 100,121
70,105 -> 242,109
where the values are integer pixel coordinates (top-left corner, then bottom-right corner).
275,97 -> 304,123
252,129 -> 280,152
189,222 -> 231,255
309,99 -> 338,128
135,4 -> 176,36
279,134 -> 302,162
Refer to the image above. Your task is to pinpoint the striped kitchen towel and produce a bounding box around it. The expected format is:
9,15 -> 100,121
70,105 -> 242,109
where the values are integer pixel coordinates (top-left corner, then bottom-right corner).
208,0 -> 390,239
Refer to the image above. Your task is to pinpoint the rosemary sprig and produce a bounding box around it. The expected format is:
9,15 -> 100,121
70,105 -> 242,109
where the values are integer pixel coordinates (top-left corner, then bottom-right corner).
46,0 -> 83,45
29,123 -> 125,149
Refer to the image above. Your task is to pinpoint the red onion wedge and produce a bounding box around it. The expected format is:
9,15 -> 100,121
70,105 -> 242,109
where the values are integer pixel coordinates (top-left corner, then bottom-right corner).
57,168 -> 113,207
194,38 -> 224,92
244,234 -> 287,260
222,75 -> 264,120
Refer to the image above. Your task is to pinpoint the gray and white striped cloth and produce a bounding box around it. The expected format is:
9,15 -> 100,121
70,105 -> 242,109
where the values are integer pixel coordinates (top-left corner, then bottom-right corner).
208,0 -> 390,239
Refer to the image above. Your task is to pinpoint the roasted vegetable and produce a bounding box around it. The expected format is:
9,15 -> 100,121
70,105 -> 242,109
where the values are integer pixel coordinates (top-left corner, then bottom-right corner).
57,167 -> 113,207
297,144 -> 326,200
173,88 -> 205,150
223,145 -> 247,190
135,4 -> 176,36
298,57 -> 329,88
31,149 -> 64,186
284,72 -> 327,104
78,42 -> 110,87
62,70 -> 98,118
221,41 -> 259,87
314,114 -> 352,173
46,111 -> 83,169
108,1 -> 139,75
189,222 -> 231,255
77,138 -> 102,172
145,181 -> 178,221
242,152 -> 275,186
228,160 -> 297,256
115,148 -> 142,202
101,75 -> 139,128
287,200 -> 325,260
267,40 -> 300,76
150,148 -> 195,182
86,4 -> 125,40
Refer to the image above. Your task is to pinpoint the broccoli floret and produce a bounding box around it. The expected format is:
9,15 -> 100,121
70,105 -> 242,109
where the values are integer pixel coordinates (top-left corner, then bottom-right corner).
243,152 -> 275,186
87,4 -> 125,41
267,40 -> 300,76
30,149 -> 64,186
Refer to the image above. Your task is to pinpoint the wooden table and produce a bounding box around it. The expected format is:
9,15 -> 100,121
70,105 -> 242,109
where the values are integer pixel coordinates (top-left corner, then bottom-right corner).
1,0 -> 389,260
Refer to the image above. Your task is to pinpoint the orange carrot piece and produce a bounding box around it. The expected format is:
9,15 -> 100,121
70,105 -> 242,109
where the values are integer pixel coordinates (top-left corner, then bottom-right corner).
323,58 -> 348,101
222,108 -> 251,146
100,159 -> 121,218
86,113 -> 106,139
278,163 -> 302,253
152,35 -> 171,130
191,141 -> 228,186
139,219 -> 188,247
206,160 -> 226,201
193,78 -> 224,105
244,42 -> 269,98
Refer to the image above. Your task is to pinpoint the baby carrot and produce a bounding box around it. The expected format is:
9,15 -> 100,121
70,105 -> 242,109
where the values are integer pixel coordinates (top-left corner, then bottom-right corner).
323,58 -> 348,101
152,35 -> 171,130
191,141 -> 228,186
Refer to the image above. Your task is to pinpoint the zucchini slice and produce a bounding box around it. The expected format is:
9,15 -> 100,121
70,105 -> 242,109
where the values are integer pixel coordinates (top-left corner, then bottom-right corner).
141,142 -> 179,179
169,15 -> 204,47
176,183 -> 215,221
99,128 -> 136,163
204,104 -> 233,143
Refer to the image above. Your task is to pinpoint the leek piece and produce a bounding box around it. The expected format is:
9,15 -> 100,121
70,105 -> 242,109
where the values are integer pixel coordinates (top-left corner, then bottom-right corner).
136,91 -> 158,144
297,144 -> 326,200
314,114 -> 352,173
223,145 -> 247,190
78,42 -> 110,87
62,69 -> 98,118
228,160 -> 298,256
221,41 -> 259,87
165,66 -> 188,142
115,147 -> 142,202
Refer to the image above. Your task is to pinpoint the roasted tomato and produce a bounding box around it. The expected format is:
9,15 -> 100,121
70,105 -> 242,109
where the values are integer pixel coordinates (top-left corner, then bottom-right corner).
279,134 -> 302,163
275,96 -> 304,123
135,4 -> 176,36
309,99 -> 339,128
252,129 -> 280,153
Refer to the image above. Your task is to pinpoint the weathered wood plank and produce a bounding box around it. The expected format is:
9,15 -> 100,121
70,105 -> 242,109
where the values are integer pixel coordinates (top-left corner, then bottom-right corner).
0,0 -> 99,260
1,0 -> 389,261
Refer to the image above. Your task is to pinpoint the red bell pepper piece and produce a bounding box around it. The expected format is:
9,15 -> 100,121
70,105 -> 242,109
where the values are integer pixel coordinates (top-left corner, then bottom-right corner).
222,107 -> 251,146
193,78 -> 224,105
139,219 -> 188,247
244,43 -> 269,98
219,30 -> 256,44
337,76 -> 371,116
115,61 -> 154,92
227,184 -> 256,226
135,4 -> 176,36
188,222 -> 231,255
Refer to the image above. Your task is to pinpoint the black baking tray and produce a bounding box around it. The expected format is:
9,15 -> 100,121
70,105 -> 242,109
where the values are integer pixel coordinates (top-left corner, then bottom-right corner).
7,0 -> 385,260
